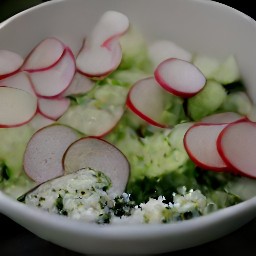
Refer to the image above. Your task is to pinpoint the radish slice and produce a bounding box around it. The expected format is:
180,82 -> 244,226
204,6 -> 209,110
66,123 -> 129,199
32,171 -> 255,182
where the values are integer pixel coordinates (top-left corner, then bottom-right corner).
217,121 -> 256,178
200,112 -> 245,124
0,71 -> 36,95
38,97 -> 70,120
21,37 -> 65,72
59,104 -> 124,137
76,11 -> 129,79
0,87 -> 37,127
76,40 -> 122,78
29,48 -> 76,97
88,11 -> 129,47
63,137 -> 130,195
0,50 -> 24,79
148,40 -> 192,68
62,72 -> 94,96
23,124 -> 80,184
184,123 -> 228,171
28,113 -> 55,131
154,58 -> 206,98
126,77 -> 171,128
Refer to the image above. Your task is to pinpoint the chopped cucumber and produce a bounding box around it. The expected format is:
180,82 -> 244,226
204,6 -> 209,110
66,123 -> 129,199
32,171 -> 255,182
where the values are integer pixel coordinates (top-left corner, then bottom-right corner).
193,54 -> 220,79
187,80 -> 227,121
220,91 -> 253,115
58,85 -> 128,136
210,55 -> 240,85
225,177 -> 256,201
119,26 -> 152,72
0,125 -> 33,182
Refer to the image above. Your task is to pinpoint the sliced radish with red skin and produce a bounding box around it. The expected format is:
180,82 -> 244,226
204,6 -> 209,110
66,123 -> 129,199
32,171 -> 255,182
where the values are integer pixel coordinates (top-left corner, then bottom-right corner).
58,104 -> 124,137
87,11 -> 129,48
28,113 -> 55,131
217,121 -> 256,178
63,137 -> 130,195
126,77 -> 171,128
21,37 -> 65,72
29,48 -> 76,97
0,50 -> 24,79
184,123 -> 229,171
62,72 -> 94,96
200,112 -> 246,124
23,124 -> 80,184
0,71 -> 36,95
38,97 -> 70,120
76,40 -> 122,79
154,58 -> 206,98
0,87 -> 37,128
76,11 -> 129,79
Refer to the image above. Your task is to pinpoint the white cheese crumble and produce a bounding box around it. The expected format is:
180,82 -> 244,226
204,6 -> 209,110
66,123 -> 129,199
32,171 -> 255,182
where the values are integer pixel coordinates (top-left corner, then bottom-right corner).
25,168 -> 113,223
25,169 -> 212,224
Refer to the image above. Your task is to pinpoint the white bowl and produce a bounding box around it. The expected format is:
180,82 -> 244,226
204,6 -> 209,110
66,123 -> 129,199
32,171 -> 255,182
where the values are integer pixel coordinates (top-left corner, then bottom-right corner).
0,0 -> 256,254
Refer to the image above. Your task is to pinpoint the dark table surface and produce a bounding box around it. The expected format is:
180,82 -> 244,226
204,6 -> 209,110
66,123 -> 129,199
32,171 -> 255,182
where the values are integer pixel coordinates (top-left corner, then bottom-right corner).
0,1 -> 256,255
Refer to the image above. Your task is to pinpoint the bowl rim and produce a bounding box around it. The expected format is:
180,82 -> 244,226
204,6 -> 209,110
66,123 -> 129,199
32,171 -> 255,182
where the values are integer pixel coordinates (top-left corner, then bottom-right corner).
0,0 -> 256,238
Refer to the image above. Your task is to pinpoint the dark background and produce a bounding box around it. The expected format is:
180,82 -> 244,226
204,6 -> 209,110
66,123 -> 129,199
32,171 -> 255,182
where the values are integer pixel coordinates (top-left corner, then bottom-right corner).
0,1 -> 256,255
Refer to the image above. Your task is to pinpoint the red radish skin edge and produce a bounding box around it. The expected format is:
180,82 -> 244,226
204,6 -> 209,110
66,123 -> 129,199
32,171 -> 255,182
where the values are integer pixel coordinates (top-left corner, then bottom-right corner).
21,37 -> 66,73
183,123 -> 230,172
0,69 -> 21,80
37,97 -> 70,121
0,112 -> 36,128
62,136 -> 130,195
217,121 -> 256,178
154,58 -> 206,98
30,47 -> 76,98
76,40 -> 122,79
126,90 -> 167,129
199,112 -> 247,124
23,124 -> 79,184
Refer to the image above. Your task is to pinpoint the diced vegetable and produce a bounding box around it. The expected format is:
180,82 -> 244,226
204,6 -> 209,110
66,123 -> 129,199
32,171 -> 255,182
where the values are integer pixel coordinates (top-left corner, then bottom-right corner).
119,26 -> 152,71
187,80 -> 227,121
0,125 -> 34,181
59,84 -> 127,137
149,40 -> 192,68
210,55 -> 240,85
192,54 -> 220,79
220,91 -> 253,115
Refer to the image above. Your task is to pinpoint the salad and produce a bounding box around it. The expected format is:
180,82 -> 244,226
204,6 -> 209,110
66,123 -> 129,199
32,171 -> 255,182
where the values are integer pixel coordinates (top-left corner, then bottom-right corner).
1,11 -> 256,225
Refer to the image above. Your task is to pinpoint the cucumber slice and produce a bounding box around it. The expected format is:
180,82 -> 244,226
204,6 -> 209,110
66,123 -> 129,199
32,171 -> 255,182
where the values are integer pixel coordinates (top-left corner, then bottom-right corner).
58,85 -> 127,137
211,55 -> 240,85
193,54 -> 220,79
0,125 -> 34,181
187,80 -> 227,121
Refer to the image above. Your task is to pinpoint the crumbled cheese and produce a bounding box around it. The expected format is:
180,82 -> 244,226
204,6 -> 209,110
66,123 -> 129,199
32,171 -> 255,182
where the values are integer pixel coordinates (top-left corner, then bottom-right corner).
25,169 -> 212,225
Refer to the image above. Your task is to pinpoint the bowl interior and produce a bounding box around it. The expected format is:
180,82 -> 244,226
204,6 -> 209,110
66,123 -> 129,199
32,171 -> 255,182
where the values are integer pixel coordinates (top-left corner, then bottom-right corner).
1,0 -> 256,254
